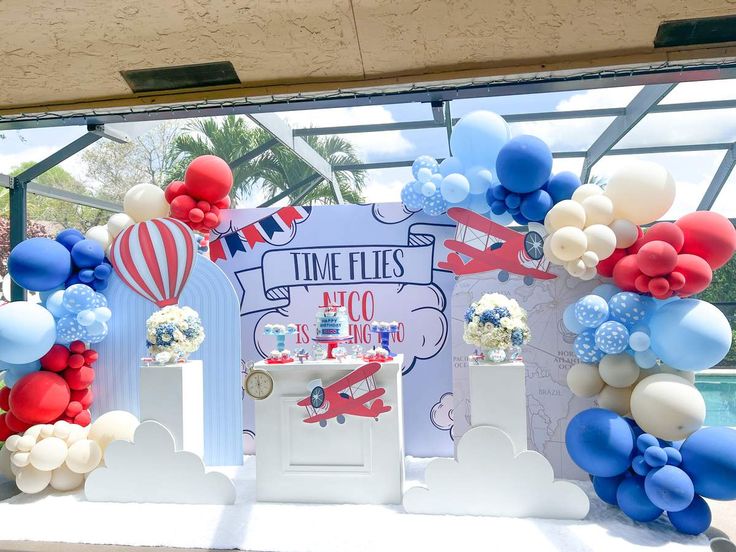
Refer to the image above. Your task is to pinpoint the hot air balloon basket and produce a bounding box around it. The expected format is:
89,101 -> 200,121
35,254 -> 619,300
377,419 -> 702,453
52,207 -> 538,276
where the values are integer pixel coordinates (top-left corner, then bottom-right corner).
145,305 -> 205,360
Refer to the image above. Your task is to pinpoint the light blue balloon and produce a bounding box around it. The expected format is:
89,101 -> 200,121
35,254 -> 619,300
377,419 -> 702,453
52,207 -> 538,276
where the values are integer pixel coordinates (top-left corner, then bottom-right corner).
439,156 -> 464,177
449,111 -> 510,168
574,295 -> 609,328
635,349 -> 658,369
401,182 -> 425,211
76,309 -> 96,327
62,283 -> 96,314
92,292 -> 108,308
465,192 -> 490,215
595,321 -> 629,354
464,166 -> 494,195
574,329 -> 605,363
0,359 -> 41,388
609,292 -> 652,328
649,299 -> 733,371
421,181 -> 437,197
56,314 -> 85,344
591,284 -> 621,302
629,331 -> 651,352
85,321 -> 108,344
94,307 -> 112,323
45,289 -> 70,318
411,155 -> 438,179
430,173 -> 443,185
563,304 -> 585,334
0,302 -> 56,364
489,211 -> 514,226
422,190 -> 448,217
40,286 -> 64,304
417,167 -> 433,183
440,173 -> 471,204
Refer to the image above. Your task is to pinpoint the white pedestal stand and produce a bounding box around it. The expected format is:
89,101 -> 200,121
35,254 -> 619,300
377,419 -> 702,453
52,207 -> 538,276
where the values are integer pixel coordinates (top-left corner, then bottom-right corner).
469,361 -> 527,453
140,360 -> 204,458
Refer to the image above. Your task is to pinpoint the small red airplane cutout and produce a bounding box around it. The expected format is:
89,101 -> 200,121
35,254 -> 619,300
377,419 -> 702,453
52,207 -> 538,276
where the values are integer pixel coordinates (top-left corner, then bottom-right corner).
298,362 -> 391,427
438,207 -> 557,284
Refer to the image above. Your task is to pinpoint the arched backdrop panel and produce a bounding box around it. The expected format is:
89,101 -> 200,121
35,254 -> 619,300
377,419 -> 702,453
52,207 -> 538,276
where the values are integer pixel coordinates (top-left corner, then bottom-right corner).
93,255 -> 243,466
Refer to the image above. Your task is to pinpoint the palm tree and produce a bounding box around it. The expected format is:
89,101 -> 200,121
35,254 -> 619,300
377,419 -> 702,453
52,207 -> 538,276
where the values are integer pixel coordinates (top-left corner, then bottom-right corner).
170,116 -> 365,205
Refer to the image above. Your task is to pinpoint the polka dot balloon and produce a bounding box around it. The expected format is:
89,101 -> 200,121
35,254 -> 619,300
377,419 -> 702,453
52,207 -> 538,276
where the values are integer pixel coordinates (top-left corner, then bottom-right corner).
61,284 -> 96,314
574,329 -> 605,363
411,155 -> 439,180
423,190 -> 448,217
595,321 -> 630,354
609,292 -> 652,328
401,182 -> 425,210
574,295 -> 609,328
56,316 -> 85,344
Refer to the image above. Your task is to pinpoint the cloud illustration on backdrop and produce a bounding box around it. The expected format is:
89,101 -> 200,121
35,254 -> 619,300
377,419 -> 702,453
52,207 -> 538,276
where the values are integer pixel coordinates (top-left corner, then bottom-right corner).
85,421 -> 236,505
430,392 -> 454,432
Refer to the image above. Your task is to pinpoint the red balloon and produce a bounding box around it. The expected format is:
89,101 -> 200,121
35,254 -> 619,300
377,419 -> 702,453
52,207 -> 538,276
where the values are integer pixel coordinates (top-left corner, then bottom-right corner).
648,276 -> 671,299
4,411 -> 32,433
0,414 -> 12,441
70,388 -> 94,409
9,372 -> 70,424
0,386 -> 10,411
63,365 -> 95,391
635,274 -> 651,294
637,241 -> 678,277
203,212 -> 219,228
69,341 -> 86,354
674,254 -> 713,296
40,344 -> 70,372
83,349 -> 99,365
188,208 -> 205,223
66,401 -> 83,417
183,155 -> 233,203
165,180 -> 186,203
668,271 -> 686,291
214,196 -> 231,209
74,410 -> 91,427
170,194 -> 197,218
613,254 -> 642,291
676,211 -> 736,269
196,200 -> 211,213
641,222 -> 685,252
597,248 -> 627,277
68,353 -> 85,370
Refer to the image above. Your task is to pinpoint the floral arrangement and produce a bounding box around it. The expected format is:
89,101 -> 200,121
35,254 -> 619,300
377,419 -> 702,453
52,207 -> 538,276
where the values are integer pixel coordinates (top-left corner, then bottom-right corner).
463,293 -> 530,355
146,305 -> 205,359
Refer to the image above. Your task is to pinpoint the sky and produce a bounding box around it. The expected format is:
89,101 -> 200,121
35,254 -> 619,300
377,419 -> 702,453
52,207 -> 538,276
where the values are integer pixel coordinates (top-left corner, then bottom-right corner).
1,78 -> 735,219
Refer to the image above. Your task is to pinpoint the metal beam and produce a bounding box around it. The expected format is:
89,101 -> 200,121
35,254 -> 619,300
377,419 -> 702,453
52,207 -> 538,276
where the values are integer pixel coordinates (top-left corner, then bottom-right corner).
580,83 -> 676,182
291,178 -> 323,206
14,129 -> 103,184
27,182 -> 121,212
247,113 -> 343,204
229,138 -> 278,169
444,101 -> 453,154
698,143 -> 736,210
257,173 -> 323,208
8,176 -> 27,301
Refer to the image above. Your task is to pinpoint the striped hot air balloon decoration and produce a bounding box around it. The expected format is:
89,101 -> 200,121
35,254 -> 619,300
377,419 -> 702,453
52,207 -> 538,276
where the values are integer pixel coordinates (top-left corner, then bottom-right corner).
109,217 -> 196,308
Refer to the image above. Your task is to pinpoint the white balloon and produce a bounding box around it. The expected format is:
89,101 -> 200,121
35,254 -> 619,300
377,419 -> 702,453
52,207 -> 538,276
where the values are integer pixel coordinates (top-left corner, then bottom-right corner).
605,160 -> 676,225
24,425 -> 43,441
597,385 -> 632,416
40,424 -> 54,438
572,183 -> 604,204
609,219 -> 639,249
16,435 -> 36,452
581,250 -> 599,268
583,224 -> 617,260
550,227 -> 588,262
11,451 -> 30,468
567,363 -> 605,398
580,267 -> 598,281
66,440 -> 102,474
53,420 -> 72,440
85,225 -> 112,251
581,195 -> 614,226
566,258 -> 587,277
29,437 -> 68,471
630,373 -> 705,441
106,212 -> 135,238
0,445 -> 14,480
66,425 -> 88,446
123,184 -> 170,223
88,410 -> 139,452
599,354 -> 640,388
654,363 -> 696,384
15,465 -> 52,494
543,238 -> 564,265
4,434 -> 20,453
50,463 -> 85,492
545,200 -> 586,232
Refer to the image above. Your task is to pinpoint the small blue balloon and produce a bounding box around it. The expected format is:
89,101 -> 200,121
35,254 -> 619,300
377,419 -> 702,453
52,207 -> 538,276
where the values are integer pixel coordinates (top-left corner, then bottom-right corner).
85,321 -> 109,344
667,495 -> 711,535
401,182 -> 425,210
45,289 -> 70,319
563,304 -> 585,334
62,283 -> 96,314
565,408 -> 635,477
465,192 -> 490,215
595,321 -> 629,354
422,190 -> 448,217
634,349 -> 658,369
645,465 -> 695,512
421,181 -> 437,197
76,309 -> 96,327
628,331 -> 651,352
93,307 -> 112,323
504,192 -> 521,209
617,476 -> 664,522
91,292 -> 108,309
592,474 -> 626,506
489,211 -> 514,226
591,284 -> 621,302
56,315 -> 85,344
71,239 -> 105,269
438,156 -> 464,177
574,295 -> 609,328
637,433 -> 659,454
411,155 -> 438,179
491,184 -> 508,201
632,456 -> 651,476
78,269 -> 95,284
464,166 -> 494,195
644,446 -> 668,468
608,292 -> 652,328
496,135 -> 553,194
520,189 -> 553,222
8,237 -> 73,292
416,167 -> 433,184
511,212 -> 529,225
55,228 -> 85,251
546,171 -> 581,203
440,173 -> 471,204
664,447 -> 682,466
574,330 -> 605,363
680,426 -> 736,500
94,264 -> 112,280
490,200 -> 506,215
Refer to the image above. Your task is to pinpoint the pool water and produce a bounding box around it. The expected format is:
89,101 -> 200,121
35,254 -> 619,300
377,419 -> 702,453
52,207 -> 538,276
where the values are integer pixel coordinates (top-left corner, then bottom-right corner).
695,373 -> 736,427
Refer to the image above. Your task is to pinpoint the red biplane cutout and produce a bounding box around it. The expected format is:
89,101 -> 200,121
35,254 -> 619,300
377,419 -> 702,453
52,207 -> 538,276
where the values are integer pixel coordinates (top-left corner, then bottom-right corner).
438,207 -> 557,284
298,362 -> 391,427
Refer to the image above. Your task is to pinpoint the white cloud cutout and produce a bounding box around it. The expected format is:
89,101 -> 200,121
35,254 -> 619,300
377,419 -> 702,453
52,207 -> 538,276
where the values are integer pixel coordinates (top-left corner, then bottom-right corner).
430,392 -> 454,431
85,421 -> 236,505
403,425 -> 589,519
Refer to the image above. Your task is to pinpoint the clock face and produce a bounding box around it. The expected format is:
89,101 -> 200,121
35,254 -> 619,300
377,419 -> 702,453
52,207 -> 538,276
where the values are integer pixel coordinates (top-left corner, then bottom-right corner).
245,370 -> 274,400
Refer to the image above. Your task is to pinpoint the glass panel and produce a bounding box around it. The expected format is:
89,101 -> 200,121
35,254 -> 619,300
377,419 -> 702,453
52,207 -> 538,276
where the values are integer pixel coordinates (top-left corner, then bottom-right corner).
615,109 -> 736,149
711,166 -> 736,219
660,79 -> 736,104
363,167 -> 408,203
510,117 -> 615,152
333,127 -> 449,163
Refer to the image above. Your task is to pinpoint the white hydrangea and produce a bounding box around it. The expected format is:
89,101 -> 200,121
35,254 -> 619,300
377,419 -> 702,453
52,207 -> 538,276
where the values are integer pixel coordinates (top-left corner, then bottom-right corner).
462,293 -> 530,351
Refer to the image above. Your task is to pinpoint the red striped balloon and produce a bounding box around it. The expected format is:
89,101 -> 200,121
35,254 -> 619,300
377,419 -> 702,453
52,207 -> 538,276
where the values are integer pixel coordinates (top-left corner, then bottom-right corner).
109,217 -> 195,308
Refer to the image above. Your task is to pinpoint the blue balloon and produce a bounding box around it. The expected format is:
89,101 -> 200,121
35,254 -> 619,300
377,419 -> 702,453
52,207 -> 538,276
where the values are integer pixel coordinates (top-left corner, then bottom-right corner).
574,295 -> 609,328
422,190 -> 448,217
565,408 -> 635,477
617,476 -> 664,522
520,189 -> 553,222
70,239 -> 104,269
62,284 -> 96,314
56,315 -> 85,344
634,349 -> 657,369
563,304 -> 585,334
439,156 -> 464,177
464,166 -> 494,195
632,455 -> 651,476
592,474 -> 626,505
416,167 -> 433,184
645,466 -> 694,512
491,183 -> 508,201
45,289 -> 70,319
511,212 -> 529,225
608,292 -> 651,328
94,263 -> 112,280
465,193 -> 490,215
496,135 -> 553,194
644,446 -> 668,468
0,359 -> 41,388
664,447 -> 682,466
490,200 -> 506,215
546,171 -> 581,203
93,307 -> 112,323
55,228 -> 84,251
667,495 -> 711,535
628,331 -> 651,352
449,111 -> 510,168
7,237 -> 73,292
0,302 -> 56,364
411,155 -> 438,179
92,292 -> 108,308
680,426 -> 736,500
595,321 -> 629,354
574,330 -> 605,363
489,211 -> 514,226
649,299 -> 732,371
504,192 -> 521,209
76,309 -> 96,327
440,173 -> 471,204
637,433 -> 659,453
401,181 -> 425,210
591,284 -> 621,302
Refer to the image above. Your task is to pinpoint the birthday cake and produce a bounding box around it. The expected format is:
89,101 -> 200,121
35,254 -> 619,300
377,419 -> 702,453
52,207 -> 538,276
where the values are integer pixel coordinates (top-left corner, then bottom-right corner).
315,305 -> 350,339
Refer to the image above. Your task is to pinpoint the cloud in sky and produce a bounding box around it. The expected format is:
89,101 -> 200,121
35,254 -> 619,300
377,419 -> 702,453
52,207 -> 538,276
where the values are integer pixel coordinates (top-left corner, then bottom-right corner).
403,425 -> 589,519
